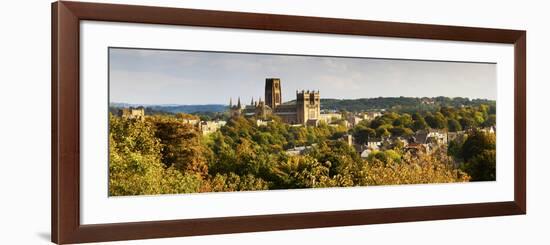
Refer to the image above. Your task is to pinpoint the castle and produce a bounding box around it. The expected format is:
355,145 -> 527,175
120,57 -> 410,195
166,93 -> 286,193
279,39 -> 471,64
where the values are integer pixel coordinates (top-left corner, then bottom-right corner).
119,106 -> 145,121
229,78 -> 321,125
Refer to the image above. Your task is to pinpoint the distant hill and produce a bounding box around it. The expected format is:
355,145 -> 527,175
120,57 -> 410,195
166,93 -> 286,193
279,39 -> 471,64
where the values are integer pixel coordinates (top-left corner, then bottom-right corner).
147,104 -> 227,114
110,103 -> 227,114
289,96 -> 495,113
111,96 -> 495,115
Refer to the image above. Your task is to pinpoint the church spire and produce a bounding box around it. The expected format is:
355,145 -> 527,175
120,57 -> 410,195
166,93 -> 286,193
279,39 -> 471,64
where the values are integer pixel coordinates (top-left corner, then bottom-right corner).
229,97 -> 233,108
237,97 -> 241,108
251,97 -> 254,105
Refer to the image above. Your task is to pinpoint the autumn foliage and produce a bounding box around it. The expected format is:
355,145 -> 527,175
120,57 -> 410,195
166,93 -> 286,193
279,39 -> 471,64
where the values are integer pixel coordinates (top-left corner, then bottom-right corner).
108,109 -> 490,196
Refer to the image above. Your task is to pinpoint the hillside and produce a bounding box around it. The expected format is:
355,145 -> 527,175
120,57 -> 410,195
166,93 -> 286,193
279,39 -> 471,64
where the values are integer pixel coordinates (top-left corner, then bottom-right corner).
111,96 -> 495,115
319,97 -> 495,112
110,103 -> 227,114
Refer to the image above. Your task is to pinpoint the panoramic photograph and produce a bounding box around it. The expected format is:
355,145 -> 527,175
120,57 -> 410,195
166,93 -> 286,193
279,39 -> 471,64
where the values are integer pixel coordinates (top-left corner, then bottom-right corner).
108,47 -> 497,196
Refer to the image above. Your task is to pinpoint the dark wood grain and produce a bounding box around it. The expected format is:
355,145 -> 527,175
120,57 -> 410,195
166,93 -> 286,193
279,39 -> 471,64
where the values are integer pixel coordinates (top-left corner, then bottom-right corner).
52,1 -> 81,243
514,33 -> 527,213
51,1 -> 527,244
70,202 -> 523,244
51,2 -> 58,243
61,1 -> 524,43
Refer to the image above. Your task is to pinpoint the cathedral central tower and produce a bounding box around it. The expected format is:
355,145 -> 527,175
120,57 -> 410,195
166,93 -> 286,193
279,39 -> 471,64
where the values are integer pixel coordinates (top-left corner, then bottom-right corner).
265,78 -> 282,109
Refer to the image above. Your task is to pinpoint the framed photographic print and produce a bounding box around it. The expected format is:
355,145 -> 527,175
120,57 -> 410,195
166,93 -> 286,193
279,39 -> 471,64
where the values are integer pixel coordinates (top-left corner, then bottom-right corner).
52,1 -> 526,244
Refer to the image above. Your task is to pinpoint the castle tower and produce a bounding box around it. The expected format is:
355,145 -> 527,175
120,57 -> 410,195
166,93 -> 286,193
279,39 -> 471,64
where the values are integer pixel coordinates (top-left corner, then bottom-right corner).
265,78 -> 282,109
296,90 -> 320,125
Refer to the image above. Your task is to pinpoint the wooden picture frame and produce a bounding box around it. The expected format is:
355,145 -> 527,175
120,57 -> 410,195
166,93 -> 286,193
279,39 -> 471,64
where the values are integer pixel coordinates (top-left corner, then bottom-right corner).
51,1 -> 526,244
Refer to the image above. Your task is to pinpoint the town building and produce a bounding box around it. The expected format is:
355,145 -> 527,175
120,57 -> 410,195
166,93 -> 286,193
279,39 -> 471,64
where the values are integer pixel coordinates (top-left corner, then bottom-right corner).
255,119 -> 269,127
413,129 -> 448,146
319,112 -> 342,124
198,120 -> 227,135
361,111 -> 382,121
180,118 -> 199,125
346,114 -> 363,127
405,129 -> 449,154
481,126 -> 496,134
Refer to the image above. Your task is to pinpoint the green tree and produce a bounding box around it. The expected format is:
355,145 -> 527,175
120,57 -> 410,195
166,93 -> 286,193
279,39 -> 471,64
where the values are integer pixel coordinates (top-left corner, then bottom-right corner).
109,133 -> 164,196
389,127 -> 407,137
154,118 -> 210,177
447,118 -> 462,132
460,130 -> 496,181
483,114 -> 496,127
376,127 -> 391,138
272,155 -> 335,189
109,115 -> 164,196
109,114 -> 205,196
308,141 -> 363,184
209,172 -> 269,192
353,126 -> 376,145
463,150 -> 496,181
367,150 -> 401,164
398,114 -> 413,128
459,117 -> 475,130
402,128 -> 415,137
412,116 -> 428,131
361,151 -> 470,185
425,112 -> 446,129
439,106 -> 455,118
461,130 -> 496,162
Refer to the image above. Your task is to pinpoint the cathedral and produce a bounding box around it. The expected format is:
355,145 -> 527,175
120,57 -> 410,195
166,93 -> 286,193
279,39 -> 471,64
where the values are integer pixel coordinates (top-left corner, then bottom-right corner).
229,78 -> 321,125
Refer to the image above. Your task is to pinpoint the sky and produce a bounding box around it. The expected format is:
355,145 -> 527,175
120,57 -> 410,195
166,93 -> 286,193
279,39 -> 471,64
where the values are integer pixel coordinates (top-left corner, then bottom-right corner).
109,48 -> 496,105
